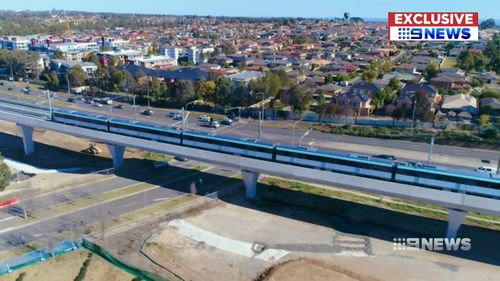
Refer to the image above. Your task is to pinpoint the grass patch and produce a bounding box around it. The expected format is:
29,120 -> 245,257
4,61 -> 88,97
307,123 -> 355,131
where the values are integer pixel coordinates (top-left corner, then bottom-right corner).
193,165 -> 208,171
261,177 -> 500,230
142,152 -> 172,163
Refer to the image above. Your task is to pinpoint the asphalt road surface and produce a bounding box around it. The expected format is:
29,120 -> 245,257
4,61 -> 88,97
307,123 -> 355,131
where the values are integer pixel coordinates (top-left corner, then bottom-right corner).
0,164 -> 237,251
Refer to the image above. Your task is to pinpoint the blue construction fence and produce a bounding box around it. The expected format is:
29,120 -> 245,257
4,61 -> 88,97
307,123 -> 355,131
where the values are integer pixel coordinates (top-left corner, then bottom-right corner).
0,240 -> 80,276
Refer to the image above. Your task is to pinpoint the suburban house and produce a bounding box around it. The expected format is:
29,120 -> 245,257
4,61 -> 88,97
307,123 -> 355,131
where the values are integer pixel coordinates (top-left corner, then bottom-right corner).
49,59 -> 97,77
331,92 -> 372,116
227,71 -> 264,90
440,94 -> 478,119
349,81 -> 381,97
394,63 -> 417,74
390,83 -> 440,112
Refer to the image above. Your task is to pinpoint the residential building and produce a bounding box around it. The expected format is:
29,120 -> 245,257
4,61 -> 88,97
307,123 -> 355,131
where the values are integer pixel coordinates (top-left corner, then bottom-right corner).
332,92 -> 372,116
49,59 -> 97,76
99,49 -> 144,64
393,83 -> 440,112
133,55 -> 176,70
349,81 -> 381,97
441,94 -> 478,117
0,36 -> 31,50
188,47 -> 201,64
227,71 -> 264,90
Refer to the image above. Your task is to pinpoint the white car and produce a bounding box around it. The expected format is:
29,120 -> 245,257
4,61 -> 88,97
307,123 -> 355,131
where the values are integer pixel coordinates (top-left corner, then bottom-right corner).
93,103 -> 103,107
475,166 -> 496,174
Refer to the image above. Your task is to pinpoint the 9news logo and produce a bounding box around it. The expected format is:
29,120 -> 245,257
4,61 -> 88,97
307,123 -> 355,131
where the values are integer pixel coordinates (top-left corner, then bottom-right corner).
388,12 -> 478,41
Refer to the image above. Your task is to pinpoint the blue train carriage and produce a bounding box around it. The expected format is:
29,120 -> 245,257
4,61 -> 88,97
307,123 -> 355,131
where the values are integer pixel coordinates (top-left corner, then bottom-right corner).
181,131 -> 275,160
395,163 -> 500,199
274,145 -> 394,180
108,118 -> 182,144
52,109 -> 108,131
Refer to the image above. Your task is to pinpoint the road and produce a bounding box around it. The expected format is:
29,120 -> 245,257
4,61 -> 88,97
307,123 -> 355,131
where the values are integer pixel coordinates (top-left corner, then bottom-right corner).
0,81 -> 498,170
0,163 -> 238,250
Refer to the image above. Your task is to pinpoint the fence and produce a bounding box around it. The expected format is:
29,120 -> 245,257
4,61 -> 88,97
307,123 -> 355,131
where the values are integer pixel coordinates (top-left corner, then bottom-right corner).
0,240 -> 80,276
82,239 -> 170,281
91,167 -> 115,175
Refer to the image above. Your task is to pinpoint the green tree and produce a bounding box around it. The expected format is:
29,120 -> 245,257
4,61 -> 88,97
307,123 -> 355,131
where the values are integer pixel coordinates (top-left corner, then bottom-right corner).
198,80 -> 216,102
215,76 -> 232,107
172,80 -> 196,105
287,86 -> 312,116
479,18 -> 496,29
478,114 -> 490,127
42,70 -> 60,91
425,61 -> 440,80
362,70 -> 378,82
0,155 -> 10,192
414,91 -> 434,121
68,65 -> 87,87
220,43 -> 236,55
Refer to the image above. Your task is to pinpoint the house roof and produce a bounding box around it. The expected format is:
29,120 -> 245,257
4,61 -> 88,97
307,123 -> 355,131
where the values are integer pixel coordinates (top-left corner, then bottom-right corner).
402,83 -> 438,97
441,94 -> 477,110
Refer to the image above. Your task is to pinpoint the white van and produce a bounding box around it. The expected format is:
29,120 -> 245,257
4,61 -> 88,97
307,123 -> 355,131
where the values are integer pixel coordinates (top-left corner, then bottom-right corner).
475,166 -> 496,174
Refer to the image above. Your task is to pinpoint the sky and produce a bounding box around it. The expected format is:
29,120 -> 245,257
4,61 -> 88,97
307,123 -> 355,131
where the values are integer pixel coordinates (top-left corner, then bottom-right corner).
0,0 -> 498,19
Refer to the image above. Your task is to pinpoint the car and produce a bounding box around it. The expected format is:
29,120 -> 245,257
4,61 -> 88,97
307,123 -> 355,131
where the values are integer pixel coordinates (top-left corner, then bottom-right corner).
114,104 -> 124,109
220,118 -> 233,125
372,154 -> 396,160
174,156 -> 187,162
142,109 -> 154,116
7,87 -> 13,91
168,112 -> 177,117
173,114 -> 183,121
475,166 -> 496,174
197,114 -> 208,120
93,103 -> 103,107
67,97 -> 76,102
85,99 -> 95,104
211,121 -> 220,128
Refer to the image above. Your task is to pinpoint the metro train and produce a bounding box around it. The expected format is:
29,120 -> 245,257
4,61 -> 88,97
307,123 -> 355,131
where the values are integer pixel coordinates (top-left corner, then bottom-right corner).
51,108 -> 500,199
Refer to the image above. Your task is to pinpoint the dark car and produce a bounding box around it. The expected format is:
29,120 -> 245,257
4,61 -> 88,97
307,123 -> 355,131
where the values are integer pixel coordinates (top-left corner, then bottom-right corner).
372,154 -> 396,160
220,118 -> 233,125
67,97 -> 76,102
0,81 -> 4,86
114,104 -> 124,109
142,109 -> 154,116
174,156 -> 187,162
7,87 -> 14,91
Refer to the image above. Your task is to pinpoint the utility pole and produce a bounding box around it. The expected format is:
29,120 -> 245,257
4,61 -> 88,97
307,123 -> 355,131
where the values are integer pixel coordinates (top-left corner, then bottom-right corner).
146,81 -> 151,109
257,93 -> 264,140
66,73 -> 71,96
411,96 -> 417,134
133,95 -> 137,120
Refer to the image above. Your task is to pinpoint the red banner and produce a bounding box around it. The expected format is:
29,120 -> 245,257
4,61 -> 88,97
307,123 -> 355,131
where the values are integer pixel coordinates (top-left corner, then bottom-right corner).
0,198 -> 19,209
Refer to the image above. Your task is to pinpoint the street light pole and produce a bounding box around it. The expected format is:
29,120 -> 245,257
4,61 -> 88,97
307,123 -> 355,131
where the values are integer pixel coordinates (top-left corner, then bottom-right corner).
292,119 -> 302,146
298,128 -> 312,148
427,135 -> 434,164
411,96 -> 417,134
133,95 -> 137,120
46,90 -> 53,118
257,93 -> 264,140
66,73 -> 71,96
146,81 -> 151,109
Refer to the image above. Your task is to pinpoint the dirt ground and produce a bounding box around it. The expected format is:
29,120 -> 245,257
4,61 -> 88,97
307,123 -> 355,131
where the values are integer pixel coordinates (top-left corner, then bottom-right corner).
257,258 -> 376,281
144,202 -> 500,281
0,249 -> 134,281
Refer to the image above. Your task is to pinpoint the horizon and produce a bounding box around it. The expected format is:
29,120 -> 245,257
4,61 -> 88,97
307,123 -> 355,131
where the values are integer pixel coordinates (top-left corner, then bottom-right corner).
0,0 -> 499,19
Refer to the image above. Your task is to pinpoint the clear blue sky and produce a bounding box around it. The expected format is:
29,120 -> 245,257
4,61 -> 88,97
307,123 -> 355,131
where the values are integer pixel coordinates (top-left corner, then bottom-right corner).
1,0 -> 498,19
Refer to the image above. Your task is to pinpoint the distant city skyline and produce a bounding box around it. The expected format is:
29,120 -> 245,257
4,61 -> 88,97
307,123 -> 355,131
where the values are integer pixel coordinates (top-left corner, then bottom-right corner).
1,0 -> 499,19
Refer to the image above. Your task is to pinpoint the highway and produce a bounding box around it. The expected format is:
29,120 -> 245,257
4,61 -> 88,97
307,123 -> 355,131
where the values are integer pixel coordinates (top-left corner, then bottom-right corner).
0,163 -> 238,250
0,82 -> 498,170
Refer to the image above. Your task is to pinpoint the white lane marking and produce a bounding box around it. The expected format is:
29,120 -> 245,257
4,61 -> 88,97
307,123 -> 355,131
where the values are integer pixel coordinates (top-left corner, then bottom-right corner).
33,233 -> 44,237
153,197 -> 170,202
121,201 -> 139,208
0,216 -> 16,223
